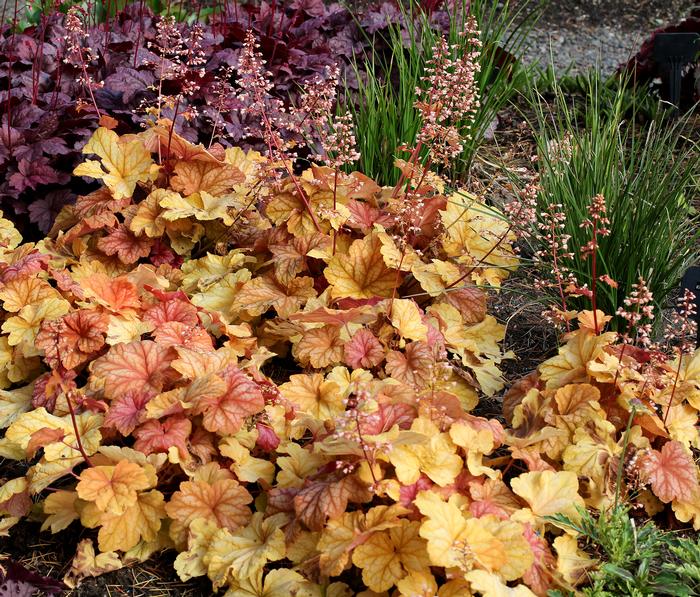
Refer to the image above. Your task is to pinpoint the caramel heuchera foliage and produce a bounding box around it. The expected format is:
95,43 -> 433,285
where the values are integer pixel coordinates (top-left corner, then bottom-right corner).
0,123 -> 698,596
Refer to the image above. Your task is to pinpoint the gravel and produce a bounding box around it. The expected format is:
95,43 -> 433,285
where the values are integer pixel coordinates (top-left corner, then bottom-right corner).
520,0 -> 695,76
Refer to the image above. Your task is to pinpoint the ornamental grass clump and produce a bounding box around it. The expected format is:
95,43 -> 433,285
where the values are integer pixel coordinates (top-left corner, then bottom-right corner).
527,73 -> 700,327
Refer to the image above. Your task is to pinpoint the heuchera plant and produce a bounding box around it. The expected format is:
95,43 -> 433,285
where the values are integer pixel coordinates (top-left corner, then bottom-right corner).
0,1 -> 361,238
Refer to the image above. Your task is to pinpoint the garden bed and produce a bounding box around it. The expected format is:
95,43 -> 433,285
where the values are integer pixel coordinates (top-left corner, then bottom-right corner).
0,0 -> 699,596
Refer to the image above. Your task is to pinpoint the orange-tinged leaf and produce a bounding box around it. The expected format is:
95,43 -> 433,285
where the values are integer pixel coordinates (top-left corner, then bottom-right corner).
293,476 -> 358,531
170,161 -> 244,196
26,427 -> 65,459
36,309 -> 108,370
97,225 -> 153,264
91,341 -> 175,399
77,460 -> 151,514
153,322 -> 214,351
81,274 -> 141,313
442,286 -> 487,324
294,326 -> 344,369
194,365 -> 264,435
385,342 -> 434,387
0,277 -> 59,312
41,490 -> 80,533
165,478 -> 252,531
325,234 -> 397,299
639,440 -> 699,503
74,127 -> 153,200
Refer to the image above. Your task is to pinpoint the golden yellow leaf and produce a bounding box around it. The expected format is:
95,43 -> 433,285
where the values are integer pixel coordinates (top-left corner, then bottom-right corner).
466,570 -> 537,597
92,489 -> 166,552
552,535 -> 596,586
440,191 -> 517,287
539,329 -> 616,390
351,519 -> 430,592
415,491 -> 504,573
224,568 -> 316,597
0,277 -> 59,312
219,437 -> 275,484
450,421 -> 499,479
388,418 -> 462,487
390,299 -> 428,342
276,442 -> 327,488
0,384 -> 33,429
562,419 -> 618,487
27,456 -> 84,494
279,373 -> 344,421
325,234 -> 396,299
205,512 -> 286,588
42,490 -> 80,533
395,570 -> 438,597
510,470 -> 585,525
2,298 -> 70,353
174,517 -> 219,581
74,127 -> 153,199
317,505 -> 408,577
0,211 -> 21,255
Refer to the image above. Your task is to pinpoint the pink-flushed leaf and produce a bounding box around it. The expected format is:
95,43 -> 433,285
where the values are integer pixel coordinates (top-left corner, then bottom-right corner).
359,402 -> 416,435
522,523 -> 556,596
256,422 -> 280,452
346,199 -> 395,231
194,365 -> 265,435
91,341 -> 175,399
133,415 -> 192,457
343,328 -> 385,369
97,225 -> 153,264
104,391 -> 152,436
640,440 -> 699,503
0,250 -> 50,284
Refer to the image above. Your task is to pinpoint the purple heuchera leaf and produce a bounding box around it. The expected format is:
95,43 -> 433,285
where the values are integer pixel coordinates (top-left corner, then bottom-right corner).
0,560 -> 65,596
103,66 -> 156,104
28,190 -> 73,234
9,157 -> 62,192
